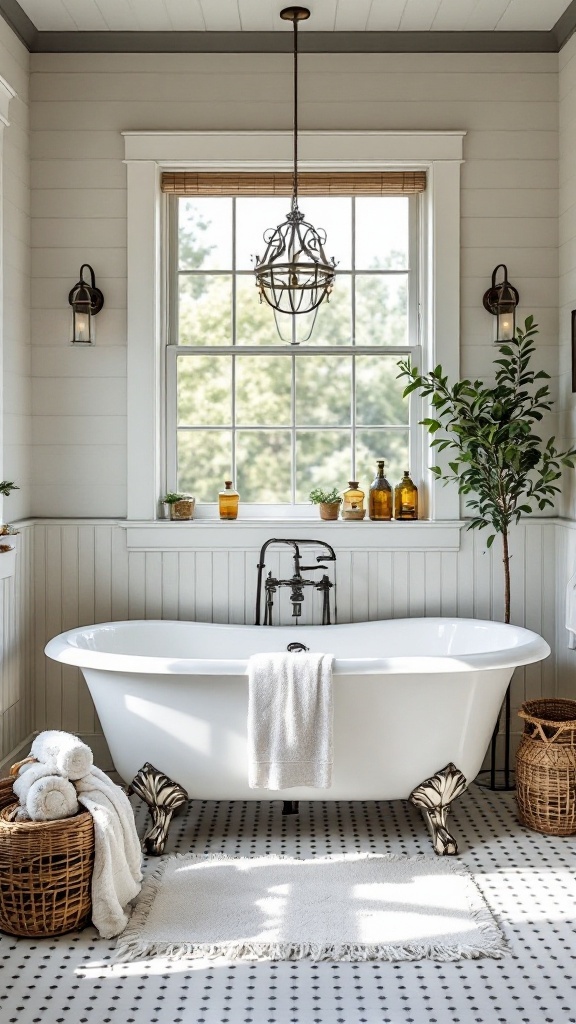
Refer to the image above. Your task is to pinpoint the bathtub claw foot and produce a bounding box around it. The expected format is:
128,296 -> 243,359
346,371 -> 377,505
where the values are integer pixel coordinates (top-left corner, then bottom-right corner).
409,763 -> 467,856
282,800 -> 299,815
129,762 -> 189,856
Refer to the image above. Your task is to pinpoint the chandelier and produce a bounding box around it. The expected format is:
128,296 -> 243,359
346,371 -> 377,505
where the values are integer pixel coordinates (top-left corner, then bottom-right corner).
253,6 -> 336,344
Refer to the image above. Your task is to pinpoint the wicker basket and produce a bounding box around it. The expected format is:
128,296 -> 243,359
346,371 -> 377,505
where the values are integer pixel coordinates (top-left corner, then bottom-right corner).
0,773 -> 95,937
516,698 -> 576,836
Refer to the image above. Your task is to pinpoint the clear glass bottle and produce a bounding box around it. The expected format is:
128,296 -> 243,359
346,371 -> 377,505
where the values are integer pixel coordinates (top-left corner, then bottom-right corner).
342,481 -> 365,520
218,480 -> 239,520
394,471 -> 418,520
369,460 -> 392,521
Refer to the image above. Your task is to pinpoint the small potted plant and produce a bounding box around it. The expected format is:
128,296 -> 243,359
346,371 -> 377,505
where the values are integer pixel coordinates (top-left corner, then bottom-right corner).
162,492 -> 195,521
309,486 -> 342,521
0,481 -> 19,579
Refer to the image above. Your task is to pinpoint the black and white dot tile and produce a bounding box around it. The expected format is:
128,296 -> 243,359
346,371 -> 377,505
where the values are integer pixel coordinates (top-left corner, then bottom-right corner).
1,786 -> 576,1024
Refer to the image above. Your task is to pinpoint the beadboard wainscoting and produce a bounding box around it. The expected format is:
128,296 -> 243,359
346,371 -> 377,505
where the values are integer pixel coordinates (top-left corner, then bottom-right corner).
0,524 -> 33,764
24,518 -> 556,769
555,521 -> 576,697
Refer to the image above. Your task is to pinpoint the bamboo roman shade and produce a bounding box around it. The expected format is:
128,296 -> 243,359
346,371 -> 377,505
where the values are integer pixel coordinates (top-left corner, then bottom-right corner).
161,171 -> 426,197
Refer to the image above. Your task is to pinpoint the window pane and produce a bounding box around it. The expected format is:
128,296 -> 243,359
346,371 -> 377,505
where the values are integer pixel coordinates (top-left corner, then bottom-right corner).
237,431 -> 292,502
355,274 -> 408,346
295,429 -> 351,503
177,430 -> 232,501
236,275 -> 284,346
297,196 -> 351,270
295,355 -> 351,426
355,197 -> 409,270
177,354 -> 232,427
236,355 -> 292,426
356,355 -> 409,426
178,274 -> 232,346
236,197 -> 290,271
294,274 -> 352,347
356,429 -> 410,489
179,198 -> 232,271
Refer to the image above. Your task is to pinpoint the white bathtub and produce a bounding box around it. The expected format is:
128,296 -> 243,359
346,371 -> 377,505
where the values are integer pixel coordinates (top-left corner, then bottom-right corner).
45,617 -> 550,801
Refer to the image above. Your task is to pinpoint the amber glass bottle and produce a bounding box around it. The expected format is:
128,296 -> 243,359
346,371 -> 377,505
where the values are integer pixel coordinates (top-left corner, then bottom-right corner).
342,481 -> 365,520
394,471 -> 418,520
369,460 -> 392,521
218,480 -> 239,520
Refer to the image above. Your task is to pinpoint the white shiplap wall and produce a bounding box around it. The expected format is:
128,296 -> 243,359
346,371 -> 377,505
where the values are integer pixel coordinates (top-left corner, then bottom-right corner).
0,19 -> 32,765
2,17 -> 30,521
0,46 -> 560,764
0,526 -> 33,763
31,520 -> 556,762
556,35 -> 576,700
29,50 -> 558,516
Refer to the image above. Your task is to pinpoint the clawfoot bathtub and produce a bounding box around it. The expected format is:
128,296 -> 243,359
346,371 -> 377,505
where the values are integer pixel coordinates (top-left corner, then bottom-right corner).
45,617 -> 550,854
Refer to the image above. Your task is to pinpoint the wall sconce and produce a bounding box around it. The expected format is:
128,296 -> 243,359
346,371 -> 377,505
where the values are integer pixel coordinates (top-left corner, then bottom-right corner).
483,264 -> 519,344
68,264 -> 104,345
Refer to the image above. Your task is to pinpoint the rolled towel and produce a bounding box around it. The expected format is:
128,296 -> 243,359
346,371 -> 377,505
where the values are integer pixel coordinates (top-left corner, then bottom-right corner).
31,729 -> 93,780
12,760 -> 57,803
25,775 -> 79,821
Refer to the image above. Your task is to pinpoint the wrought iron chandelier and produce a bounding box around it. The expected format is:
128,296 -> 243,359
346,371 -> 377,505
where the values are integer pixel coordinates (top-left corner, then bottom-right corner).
253,6 -> 336,344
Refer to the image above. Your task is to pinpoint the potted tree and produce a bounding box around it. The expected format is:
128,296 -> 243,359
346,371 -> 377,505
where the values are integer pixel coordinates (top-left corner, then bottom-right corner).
309,487 -> 343,521
398,316 -> 576,788
0,481 -> 19,580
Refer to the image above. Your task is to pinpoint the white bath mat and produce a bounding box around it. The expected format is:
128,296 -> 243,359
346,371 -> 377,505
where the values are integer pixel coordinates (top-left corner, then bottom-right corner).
116,852 -> 507,963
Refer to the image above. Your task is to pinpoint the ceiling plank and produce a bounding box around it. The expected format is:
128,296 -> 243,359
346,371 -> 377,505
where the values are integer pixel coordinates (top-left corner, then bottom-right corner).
498,0 -> 570,32
399,0 -> 443,32
431,0 -> 481,32
199,0 -> 241,32
335,0 -> 372,32
92,0 -> 139,31
61,0 -> 108,31
464,0 -> 510,32
20,0 -> 76,31
366,1 -> 409,32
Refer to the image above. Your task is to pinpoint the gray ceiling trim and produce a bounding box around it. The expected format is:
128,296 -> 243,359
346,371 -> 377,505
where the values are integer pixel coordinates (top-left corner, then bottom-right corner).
554,0 -> 576,48
0,0 -> 36,49
24,29 -> 558,54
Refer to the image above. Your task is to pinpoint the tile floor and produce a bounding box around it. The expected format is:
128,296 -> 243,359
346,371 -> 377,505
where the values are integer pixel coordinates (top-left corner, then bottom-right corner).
1,784 -> 576,1024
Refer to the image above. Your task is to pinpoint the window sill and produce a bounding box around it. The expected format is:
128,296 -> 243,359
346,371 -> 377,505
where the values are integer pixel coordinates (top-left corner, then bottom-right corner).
118,519 -> 466,552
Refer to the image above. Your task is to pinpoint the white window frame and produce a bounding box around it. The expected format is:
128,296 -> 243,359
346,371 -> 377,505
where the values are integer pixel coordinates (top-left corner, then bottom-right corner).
123,130 -> 464,531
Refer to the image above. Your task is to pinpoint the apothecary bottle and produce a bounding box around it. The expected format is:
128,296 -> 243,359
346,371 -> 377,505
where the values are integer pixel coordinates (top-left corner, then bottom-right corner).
342,481 -> 365,519
394,471 -> 418,520
368,460 -> 392,521
218,480 -> 239,520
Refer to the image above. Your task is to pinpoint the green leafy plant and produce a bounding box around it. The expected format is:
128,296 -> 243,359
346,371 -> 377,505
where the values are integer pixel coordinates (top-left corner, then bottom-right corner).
308,487 -> 342,505
397,317 -> 576,624
0,481 -> 18,497
162,492 -> 188,504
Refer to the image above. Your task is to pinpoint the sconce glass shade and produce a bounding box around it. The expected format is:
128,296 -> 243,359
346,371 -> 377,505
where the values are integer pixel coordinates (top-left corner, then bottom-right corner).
68,264 -> 104,345
483,264 -> 519,344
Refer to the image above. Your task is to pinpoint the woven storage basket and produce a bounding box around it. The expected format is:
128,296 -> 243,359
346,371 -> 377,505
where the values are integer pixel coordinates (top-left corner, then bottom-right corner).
516,698 -> 576,836
0,771 -> 95,937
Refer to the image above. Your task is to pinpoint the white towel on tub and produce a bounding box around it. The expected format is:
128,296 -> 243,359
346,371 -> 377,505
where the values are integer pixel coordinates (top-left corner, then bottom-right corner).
247,652 -> 334,790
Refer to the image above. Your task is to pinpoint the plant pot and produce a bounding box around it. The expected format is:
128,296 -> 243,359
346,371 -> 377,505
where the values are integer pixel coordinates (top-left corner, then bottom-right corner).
319,502 -> 340,521
169,497 -> 195,521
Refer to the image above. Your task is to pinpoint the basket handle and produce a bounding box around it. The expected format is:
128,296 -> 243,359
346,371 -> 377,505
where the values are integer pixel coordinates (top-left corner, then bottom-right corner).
523,721 -> 576,744
9,757 -> 36,777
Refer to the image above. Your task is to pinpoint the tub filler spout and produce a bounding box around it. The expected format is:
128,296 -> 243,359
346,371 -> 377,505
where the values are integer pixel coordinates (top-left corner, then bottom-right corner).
255,538 -> 337,626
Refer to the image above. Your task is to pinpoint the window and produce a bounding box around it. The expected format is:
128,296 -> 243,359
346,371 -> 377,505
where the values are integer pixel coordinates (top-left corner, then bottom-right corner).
123,130 -> 464,526
166,182 -> 421,506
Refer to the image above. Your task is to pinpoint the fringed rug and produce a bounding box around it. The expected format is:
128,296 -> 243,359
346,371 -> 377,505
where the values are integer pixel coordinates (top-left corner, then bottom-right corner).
116,852 -> 507,963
